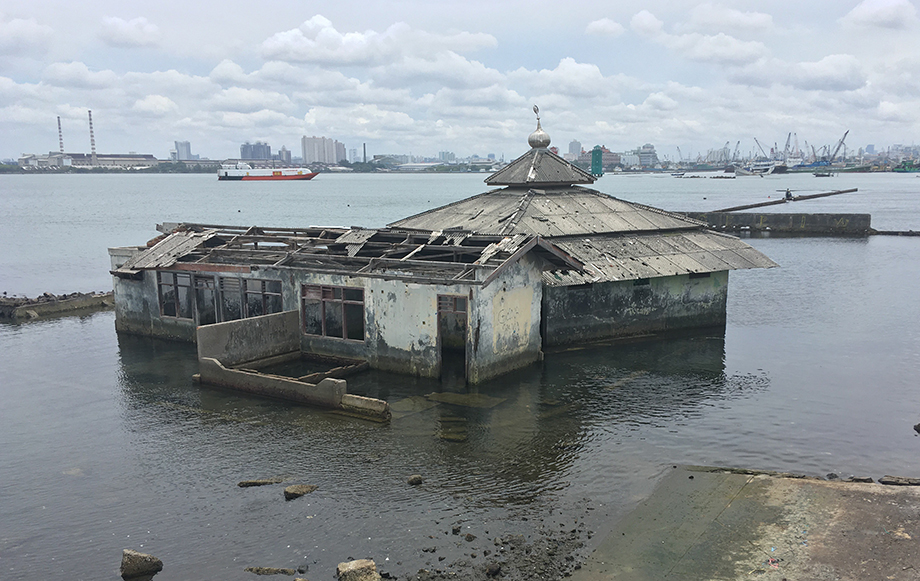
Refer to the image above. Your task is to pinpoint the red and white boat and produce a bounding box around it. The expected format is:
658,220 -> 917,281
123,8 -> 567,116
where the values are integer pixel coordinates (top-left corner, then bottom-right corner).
218,163 -> 318,181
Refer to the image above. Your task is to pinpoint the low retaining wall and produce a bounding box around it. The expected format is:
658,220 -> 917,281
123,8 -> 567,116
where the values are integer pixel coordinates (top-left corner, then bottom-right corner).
197,310 -> 300,367
197,357 -> 390,421
682,212 -> 872,235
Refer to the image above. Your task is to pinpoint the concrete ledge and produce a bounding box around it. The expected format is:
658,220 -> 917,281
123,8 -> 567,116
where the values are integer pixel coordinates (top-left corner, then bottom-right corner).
199,357 -> 346,408
0,292 -> 113,320
341,394 -> 391,421
572,465 -> 920,581
198,357 -> 389,421
682,212 -> 872,235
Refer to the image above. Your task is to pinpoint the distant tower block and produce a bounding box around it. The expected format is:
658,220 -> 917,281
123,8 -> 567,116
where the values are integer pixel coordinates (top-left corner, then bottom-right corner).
88,110 -> 97,166
57,116 -> 64,154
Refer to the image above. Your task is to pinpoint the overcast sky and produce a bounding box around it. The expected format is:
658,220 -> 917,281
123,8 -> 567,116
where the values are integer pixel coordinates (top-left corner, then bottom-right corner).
2,0 -> 919,162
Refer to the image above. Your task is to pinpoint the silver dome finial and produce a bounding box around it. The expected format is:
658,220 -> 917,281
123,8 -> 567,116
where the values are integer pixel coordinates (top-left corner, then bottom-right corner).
528,105 -> 551,149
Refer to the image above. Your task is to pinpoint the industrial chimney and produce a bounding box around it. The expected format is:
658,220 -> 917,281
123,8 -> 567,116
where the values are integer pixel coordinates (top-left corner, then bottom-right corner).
88,110 -> 97,166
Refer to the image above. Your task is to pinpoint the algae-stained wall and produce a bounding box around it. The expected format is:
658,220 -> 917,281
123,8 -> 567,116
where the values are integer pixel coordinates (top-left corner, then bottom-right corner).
111,271 -> 198,341
541,271 -> 729,347
467,254 -> 544,383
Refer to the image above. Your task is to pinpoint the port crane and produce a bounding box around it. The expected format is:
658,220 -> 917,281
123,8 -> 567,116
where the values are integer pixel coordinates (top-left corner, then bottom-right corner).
829,130 -> 849,163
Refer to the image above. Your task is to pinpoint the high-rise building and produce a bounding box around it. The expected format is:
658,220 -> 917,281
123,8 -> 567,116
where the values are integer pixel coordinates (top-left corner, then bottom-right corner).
241,141 -> 271,160
175,141 -> 193,161
568,140 -> 582,156
301,136 -> 346,164
638,144 -> 659,167
349,148 -> 358,163
278,146 -> 292,165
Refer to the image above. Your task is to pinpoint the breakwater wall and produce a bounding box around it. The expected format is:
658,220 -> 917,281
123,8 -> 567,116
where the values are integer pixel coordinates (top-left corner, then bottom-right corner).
0,292 -> 113,320
682,212 -> 872,235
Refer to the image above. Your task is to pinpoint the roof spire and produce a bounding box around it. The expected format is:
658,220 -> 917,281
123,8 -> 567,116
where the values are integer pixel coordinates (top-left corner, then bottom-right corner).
528,105 -> 551,149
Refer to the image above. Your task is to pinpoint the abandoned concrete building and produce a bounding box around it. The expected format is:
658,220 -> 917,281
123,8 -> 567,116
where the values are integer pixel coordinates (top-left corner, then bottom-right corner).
109,117 -> 776,384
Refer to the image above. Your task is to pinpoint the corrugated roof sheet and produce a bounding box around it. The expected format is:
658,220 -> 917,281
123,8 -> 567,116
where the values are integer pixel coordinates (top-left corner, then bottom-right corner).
541,231 -> 778,286
115,230 -> 221,273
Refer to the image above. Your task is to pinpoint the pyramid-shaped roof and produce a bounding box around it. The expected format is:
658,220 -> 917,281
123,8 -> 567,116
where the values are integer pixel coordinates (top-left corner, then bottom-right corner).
485,148 -> 596,187
389,186 -> 708,237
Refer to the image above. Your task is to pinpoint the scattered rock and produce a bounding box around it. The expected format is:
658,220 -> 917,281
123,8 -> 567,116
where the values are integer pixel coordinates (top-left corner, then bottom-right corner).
846,476 -> 874,483
464,533 -> 477,542
826,473 -> 839,480
914,423 -> 920,435
485,562 -> 501,577
245,566 -> 298,575
452,526 -> 461,535
284,484 -> 318,500
879,475 -> 920,486
336,558 -> 381,581
120,549 -> 163,580
239,478 -> 285,487
407,474 -> 424,486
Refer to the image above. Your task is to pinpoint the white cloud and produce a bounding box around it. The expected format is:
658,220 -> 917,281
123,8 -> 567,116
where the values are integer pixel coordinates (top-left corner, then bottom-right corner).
43,62 -> 118,88
132,95 -> 177,116
99,16 -> 160,48
631,10 -> 767,65
680,4 -> 773,34
630,11 -> 664,38
0,15 -> 53,56
371,52 -> 503,90
730,54 -> 867,92
260,15 -> 496,66
209,87 -> 294,114
585,18 -> 625,37
791,54 -> 867,91
642,92 -> 679,111
877,99 -> 917,122
840,0 -> 919,29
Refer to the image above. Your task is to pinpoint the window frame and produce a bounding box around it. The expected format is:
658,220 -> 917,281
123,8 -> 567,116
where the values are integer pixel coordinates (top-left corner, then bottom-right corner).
301,284 -> 365,341
157,271 -> 193,319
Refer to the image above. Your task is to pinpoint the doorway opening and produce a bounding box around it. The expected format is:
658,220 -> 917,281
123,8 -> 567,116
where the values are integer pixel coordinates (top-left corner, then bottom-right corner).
437,294 -> 468,386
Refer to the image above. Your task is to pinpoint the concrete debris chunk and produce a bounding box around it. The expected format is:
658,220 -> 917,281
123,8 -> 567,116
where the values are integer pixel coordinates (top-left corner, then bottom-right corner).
120,549 -> 163,580
284,484 -> 318,500
245,566 -> 297,575
336,558 -> 381,581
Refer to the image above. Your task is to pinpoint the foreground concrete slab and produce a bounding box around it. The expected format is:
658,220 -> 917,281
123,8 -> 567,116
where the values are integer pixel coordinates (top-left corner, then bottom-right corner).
572,466 -> 920,581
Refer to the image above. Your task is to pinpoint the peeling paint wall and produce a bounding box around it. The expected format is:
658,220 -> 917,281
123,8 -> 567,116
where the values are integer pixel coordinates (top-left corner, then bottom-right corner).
541,271 -> 729,347
468,254 -> 544,383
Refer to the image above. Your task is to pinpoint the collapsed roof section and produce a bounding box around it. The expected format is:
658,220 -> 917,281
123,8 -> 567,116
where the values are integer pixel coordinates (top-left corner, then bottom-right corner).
112,223 -> 584,288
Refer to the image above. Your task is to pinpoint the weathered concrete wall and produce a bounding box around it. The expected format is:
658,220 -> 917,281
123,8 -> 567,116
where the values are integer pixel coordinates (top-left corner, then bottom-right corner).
683,212 -> 872,235
363,277 -> 442,377
197,310 -> 300,367
542,271 -> 728,347
468,255 -> 544,383
111,271 -> 198,341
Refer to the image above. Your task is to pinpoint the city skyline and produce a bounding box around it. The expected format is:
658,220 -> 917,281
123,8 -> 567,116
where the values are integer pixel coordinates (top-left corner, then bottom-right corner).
2,1 -> 920,161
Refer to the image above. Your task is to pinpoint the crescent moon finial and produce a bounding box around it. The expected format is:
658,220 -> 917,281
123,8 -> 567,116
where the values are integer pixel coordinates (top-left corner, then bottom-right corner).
533,104 -> 539,118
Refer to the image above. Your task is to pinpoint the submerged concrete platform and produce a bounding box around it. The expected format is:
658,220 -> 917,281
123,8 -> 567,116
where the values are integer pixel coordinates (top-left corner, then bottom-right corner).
572,466 -> 920,581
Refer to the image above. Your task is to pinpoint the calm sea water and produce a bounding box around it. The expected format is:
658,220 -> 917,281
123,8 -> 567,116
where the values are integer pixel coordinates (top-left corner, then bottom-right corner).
1,172 -> 919,580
